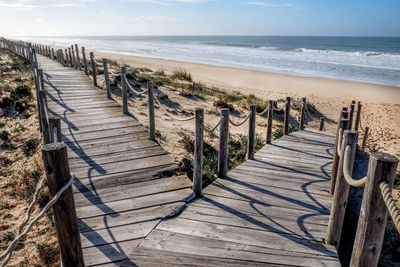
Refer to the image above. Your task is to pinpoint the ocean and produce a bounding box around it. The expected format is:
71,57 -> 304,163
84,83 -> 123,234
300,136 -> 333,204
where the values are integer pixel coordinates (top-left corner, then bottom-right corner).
20,36 -> 400,87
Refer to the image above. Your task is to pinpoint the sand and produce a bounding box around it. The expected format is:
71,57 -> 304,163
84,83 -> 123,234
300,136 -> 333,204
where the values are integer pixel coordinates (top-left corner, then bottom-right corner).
91,51 -> 400,159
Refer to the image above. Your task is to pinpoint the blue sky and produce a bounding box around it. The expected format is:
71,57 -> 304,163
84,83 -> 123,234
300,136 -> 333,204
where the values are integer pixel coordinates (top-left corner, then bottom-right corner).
0,0 -> 399,36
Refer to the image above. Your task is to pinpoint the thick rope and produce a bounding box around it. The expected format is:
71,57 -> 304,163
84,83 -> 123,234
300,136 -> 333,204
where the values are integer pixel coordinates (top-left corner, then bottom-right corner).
229,112 -> 251,127
205,118 -> 222,134
152,90 -> 195,121
380,181 -> 400,233
0,176 -> 74,266
256,104 -> 270,116
110,70 -> 119,77
273,101 -> 287,112
343,145 -> 367,187
123,74 -> 149,95
92,58 -> 102,66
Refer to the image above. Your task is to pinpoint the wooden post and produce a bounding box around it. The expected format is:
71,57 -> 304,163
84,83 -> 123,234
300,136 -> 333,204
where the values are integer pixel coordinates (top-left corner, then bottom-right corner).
326,130 -> 358,247
361,126 -> 369,152
65,49 -> 69,66
246,104 -> 256,160
354,101 -> 362,131
68,48 -> 73,68
299,97 -> 306,130
193,108 -> 204,197
71,45 -> 77,69
42,143 -> 85,267
218,108 -> 229,178
49,117 -> 62,143
349,100 -> 355,130
82,47 -> 88,75
38,90 -> 50,145
319,117 -> 325,131
284,96 -> 291,135
33,68 -> 42,132
121,67 -> 128,114
266,100 -> 273,144
51,48 -> 55,60
148,83 -> 155,140
330,108 -> 349,195
75,44 -> 81,70
350,152 -> 398,267
103,59 -> 111,97
90,52 -> 97,87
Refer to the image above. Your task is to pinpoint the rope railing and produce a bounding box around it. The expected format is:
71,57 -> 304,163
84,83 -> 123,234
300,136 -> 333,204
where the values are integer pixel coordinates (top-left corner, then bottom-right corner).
337,128 -> 343,157
229,111 -> 251,127
92,57 -> 102,66
256,104 -> 270,116
342,144 -> 367,187
122,74 -> 149,95
273,101 -> 287,112
0,176 -> 75,267
152,89 -> 195,121
379,181 -> 400,233
205,118 -> 222,134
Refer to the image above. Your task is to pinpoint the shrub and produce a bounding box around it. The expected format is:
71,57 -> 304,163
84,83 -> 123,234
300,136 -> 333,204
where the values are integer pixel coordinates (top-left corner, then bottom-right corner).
2,231 -> 14,244
14,99 -> 27,112
0,130 -> 9,141
10,85 -> 31,100
38,189 -> 51,209
36,242 -> 59,265
213,98 -> 234,110
273,126 -> 299,140
23,138 -> 39,156
0,97 -> 14,108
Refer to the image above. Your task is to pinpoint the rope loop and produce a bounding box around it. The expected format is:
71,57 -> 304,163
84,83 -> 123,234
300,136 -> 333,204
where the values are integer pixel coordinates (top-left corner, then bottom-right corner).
342,145 -> 367,187
256,104 -> 270,116
379,181 -> 400,233
229,112 -> 251,127
205,118 -> 222,134
273,101 -> 287,112
123,74 -> 149,95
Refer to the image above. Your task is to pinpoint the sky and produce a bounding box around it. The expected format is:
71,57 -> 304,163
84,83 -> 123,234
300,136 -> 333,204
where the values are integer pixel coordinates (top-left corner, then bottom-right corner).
0,0 -> 399,36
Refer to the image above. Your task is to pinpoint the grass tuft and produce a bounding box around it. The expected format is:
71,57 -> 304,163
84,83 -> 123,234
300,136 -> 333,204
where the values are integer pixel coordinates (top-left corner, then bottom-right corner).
171,69 -> 192,82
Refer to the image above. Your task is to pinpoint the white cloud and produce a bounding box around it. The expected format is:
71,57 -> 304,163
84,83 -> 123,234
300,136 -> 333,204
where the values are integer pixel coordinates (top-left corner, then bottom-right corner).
245,1 -> 292,8
0,0 -> 79,10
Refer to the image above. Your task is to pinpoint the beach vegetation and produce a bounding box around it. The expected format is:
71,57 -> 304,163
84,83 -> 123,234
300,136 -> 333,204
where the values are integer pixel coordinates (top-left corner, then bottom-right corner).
23,138 -> 39,156
155,129 -> 167,142
171,69 -> 192,82
2,231 -> 14,244
395,172 -> 400,188
0,97 -> 14,109
0,130 -> 10,141
154,69 -> 166,76
273,126 -> 299,140
36,242 -> 59,265
10,85 -> 31,100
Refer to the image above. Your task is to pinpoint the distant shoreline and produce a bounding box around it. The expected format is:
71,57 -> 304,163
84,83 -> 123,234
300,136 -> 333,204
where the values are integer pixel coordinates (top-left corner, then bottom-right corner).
92,49 -> 400,104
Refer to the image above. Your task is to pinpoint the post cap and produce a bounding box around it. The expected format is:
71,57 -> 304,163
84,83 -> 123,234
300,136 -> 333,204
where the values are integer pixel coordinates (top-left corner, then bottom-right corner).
371,152 -> 399,163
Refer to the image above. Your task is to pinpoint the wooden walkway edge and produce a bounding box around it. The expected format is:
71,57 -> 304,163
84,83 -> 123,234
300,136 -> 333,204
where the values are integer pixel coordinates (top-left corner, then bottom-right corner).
38,54 -> 340,266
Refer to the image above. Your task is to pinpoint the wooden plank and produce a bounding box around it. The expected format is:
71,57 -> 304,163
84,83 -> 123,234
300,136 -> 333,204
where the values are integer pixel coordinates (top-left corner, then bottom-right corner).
78,203 -> 186,232
76,188 -> 192,219
82,239 -> 142,266
140,230 -> 340,267
74,175 -> 191,208
81,220 -> 160,248
155,217 -> 336,257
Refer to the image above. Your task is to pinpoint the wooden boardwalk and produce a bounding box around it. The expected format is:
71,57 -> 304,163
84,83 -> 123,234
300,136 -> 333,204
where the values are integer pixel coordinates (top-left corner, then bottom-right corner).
38,54 -> 340,266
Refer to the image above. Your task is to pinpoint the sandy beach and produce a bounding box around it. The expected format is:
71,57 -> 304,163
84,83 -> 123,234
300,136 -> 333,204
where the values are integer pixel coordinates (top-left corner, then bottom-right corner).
90,50 -> 400,160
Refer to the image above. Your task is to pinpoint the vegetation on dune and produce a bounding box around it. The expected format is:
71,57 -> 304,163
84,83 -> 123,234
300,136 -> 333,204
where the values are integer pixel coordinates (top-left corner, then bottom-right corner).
171,69 -> 192,82
0,48 -> 59,266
